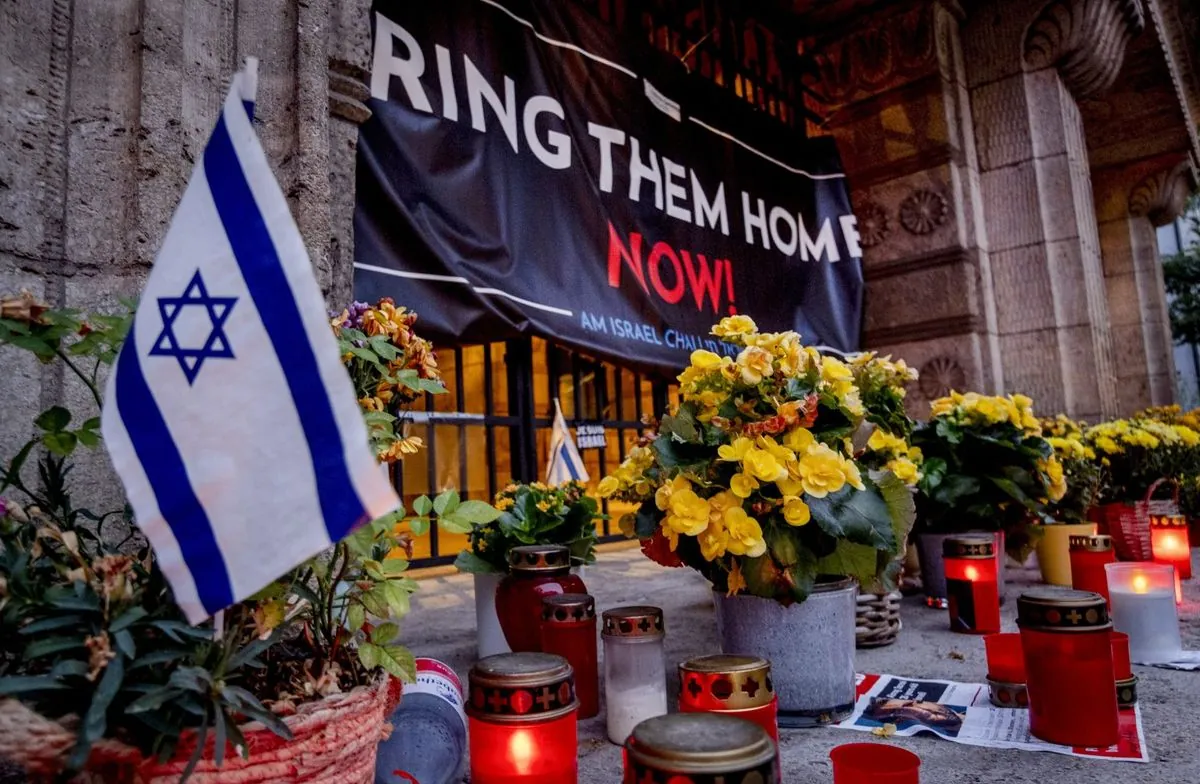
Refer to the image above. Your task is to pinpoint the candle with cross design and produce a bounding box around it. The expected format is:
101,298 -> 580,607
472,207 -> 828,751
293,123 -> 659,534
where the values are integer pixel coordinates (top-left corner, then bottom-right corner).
679,654 -> 780,779
467,652 -> 579,784
1017,587 -> 1119,748
496,545 -> 588,653
943,534 -> 1001,634
623,713 -> 778,784
540,593 -> 599,719
603,606 -> 668,745
1150,514 -> 1192,581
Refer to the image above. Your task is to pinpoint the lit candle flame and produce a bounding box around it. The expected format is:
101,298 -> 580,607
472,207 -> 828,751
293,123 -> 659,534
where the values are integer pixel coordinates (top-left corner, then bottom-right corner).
965,565 -> 980,581
508,728 -> 535,775
1132,574 -> 1149,594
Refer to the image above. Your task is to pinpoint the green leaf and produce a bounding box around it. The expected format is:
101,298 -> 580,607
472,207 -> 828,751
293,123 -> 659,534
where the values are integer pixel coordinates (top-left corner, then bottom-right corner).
433,489 -> 460,516
214,707 -> 229,767
24,635 -> 85,659
80,653 -> 124,753
437,511 -> 475,535
346,602 -> 366,633
126,686 -> 184,713
0,675 -> 72,695
359,587 -> 391,618
35,406 -> 72,432
815,540 -> 878,585
453,549 -> 500,574
370,621 -> 400,644
109,606 -> 148,632
0,439 -> 38,492
18,614 -> 87,635
379,580 -> 412,617
42,430 -> 77,456
113,629 -> 136,659
807,485 -> 895,551
75,428 -> 101,448
456,499 -> 503,524
128,649 -> 190,670
358,641 -> 417,682
412,495 -> 433,516
380,559 -> 409,575
634,500 -> 660,538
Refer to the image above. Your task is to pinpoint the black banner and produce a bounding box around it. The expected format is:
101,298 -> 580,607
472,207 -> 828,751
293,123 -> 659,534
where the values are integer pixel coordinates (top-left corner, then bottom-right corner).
355,0 -> 864,372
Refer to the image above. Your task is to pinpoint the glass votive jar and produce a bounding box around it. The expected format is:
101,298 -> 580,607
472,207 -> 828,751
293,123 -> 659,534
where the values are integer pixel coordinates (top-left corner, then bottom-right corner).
1069,534 -> 1115,605
1110,631 -> 1136,709
540,593 -> 598,719
943,534 -> 1001,634
829,742 -> 921,784
496,545 -> 587,652
623,713 -> 777,784
1106,562 -> 1183,661
1150,514 -> 1192,581
467,652 -> 578,784
983,633 -> 1028,708
1017,587 -> 1119,748
679,654 -> 778,744
603,605 -> 668,744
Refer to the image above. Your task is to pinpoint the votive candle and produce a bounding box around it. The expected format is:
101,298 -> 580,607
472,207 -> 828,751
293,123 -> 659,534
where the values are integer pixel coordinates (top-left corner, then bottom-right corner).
1150,515 -> 1192,581
1069,534 -> 1115,605
1106,563 -> 1182,661
943,535 -> 1001,634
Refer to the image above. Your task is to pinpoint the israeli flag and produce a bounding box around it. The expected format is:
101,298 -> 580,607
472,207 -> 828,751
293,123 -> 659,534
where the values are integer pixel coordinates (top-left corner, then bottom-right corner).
545,399 -> 589,486
102,61 -> 399,623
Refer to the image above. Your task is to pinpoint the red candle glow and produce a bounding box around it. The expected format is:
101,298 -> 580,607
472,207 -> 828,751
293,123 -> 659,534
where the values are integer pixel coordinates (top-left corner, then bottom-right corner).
1069,534 -> 1115,605
984,633 -> 1026,683
496,545 -> 586,653
540,593 -> 599,719
944,535 -> 1001,634
1150,515 -> 1192,581
468,652 -> 578,784
1111,631 -> 1137,709
1018,588 -> 1119,748
829,742 -> 921,784
678,654 -> 780,775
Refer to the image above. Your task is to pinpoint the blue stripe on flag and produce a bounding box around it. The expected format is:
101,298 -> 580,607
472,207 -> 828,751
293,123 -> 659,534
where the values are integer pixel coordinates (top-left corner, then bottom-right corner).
560,443 -> 580,480
115,321 -> 234,614
203,115 -> 367,541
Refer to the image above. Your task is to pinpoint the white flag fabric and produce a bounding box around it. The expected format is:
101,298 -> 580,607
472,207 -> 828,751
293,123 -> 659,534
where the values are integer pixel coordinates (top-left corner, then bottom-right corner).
545,399 -> 589,486
101,65 -> 398,623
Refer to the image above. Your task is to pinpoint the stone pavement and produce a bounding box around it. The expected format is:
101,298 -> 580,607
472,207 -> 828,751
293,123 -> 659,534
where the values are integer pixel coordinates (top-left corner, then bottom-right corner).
402,548 -> 1200,783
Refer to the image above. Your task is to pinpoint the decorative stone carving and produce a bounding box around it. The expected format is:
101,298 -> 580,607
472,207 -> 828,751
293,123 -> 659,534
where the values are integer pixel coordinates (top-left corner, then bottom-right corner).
811,3 -> 958,105
1023,0 -> 1145,98
899,189 -> 949,235
919,356 -> 967,399
1128,160 -> 1195,226
329,62 -> 372,125
856,201 -> 890,247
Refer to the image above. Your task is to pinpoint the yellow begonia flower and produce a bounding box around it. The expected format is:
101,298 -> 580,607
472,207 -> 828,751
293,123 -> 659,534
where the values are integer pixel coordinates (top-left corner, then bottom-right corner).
665,489 -> 710,537
887,457 -> 920,486
776,476 -> 804,496
1042,456 -> 1067,502
713,315 -> 758,339
737,346 -> 774,385
930,396 -> 956,418
597,475 -> 620,498
690,349 -> 724,370
867,429 -> 906,455
743,448 -> 788,483
718,437 -> 754,462
843,458 -> 866,491
699,520 -> 729,561
726,561 -> 747,596
756,435 -> 795,464
723,507 -> 767,557
783,496 -> 812,527
796,444 -> 851,498
655,475 -> 691,511
731,472 -> 759,498
776,333 -> 806,376
820,355 -> 853,385
783,427 -> 816,453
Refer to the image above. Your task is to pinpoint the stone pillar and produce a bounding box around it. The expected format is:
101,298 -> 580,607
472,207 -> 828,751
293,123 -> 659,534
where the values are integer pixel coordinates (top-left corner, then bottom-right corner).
1093,159 -> 1190,410
810,1 -> 1003,416
963,0 -> 1143,421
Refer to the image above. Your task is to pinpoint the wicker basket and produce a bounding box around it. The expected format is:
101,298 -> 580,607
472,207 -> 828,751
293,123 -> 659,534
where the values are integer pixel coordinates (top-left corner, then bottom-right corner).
856,590 -> 902,648
1092,478 -> 1175,562
0,674 -> 393,783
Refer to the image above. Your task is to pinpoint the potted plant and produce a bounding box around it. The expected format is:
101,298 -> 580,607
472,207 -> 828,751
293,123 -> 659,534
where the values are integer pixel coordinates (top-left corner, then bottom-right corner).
1085,415 -> 1200,560
454,481 -> 600,657
1032,416 -> 1103,585
600,317 -> 914,727
0,294 -> 462,781
911,392 -> 1064,605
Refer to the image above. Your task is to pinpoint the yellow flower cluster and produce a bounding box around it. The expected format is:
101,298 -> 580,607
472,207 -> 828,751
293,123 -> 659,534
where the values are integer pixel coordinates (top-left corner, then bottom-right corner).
865,429 -> 924,486
1039,455 -> 1068,502
596,446 -> 655,500
930,391 -> 1041,434
654,477 -> 769,560
847,352 -> 918,398
1136,404 -> 1200,432
1086,418 -> 1200,455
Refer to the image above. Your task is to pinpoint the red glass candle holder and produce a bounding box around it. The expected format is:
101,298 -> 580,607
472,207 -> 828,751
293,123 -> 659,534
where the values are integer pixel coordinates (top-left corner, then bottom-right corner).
496,545 -> 587,652
624,714 -> 777,784
829,742 -> 921,784
1150,515 -> 1192,581
468,652 -> 578,784
1111,631 -> 1137,709
943,535 -> 1001,634
679,654 -> 779,775
540,593 -> 598,719
1069,534 -> 1115,605
1017,588 -> 1119,748
984,633 -> 1028,709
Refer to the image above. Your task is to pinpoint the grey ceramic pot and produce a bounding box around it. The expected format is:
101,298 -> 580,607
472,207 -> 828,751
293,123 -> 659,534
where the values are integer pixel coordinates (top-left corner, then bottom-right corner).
714,577 -> 856,728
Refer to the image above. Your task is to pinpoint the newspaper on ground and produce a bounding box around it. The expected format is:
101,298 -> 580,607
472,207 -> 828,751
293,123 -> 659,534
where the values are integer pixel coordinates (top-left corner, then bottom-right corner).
836,673 -> 1148,763
1133,650 -> 1200,671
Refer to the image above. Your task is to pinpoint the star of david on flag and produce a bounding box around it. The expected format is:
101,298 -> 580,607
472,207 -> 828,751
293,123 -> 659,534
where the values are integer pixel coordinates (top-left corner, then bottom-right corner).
101,59 -> 398,623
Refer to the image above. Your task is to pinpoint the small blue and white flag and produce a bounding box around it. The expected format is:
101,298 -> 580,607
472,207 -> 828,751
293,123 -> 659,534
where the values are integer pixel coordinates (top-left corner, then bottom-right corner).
545,398 -> 589,486
102,60 -> 399,623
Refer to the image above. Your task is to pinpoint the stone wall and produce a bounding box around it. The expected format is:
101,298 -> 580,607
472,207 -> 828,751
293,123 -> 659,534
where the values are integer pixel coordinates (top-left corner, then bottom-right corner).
0,0 -> 373,506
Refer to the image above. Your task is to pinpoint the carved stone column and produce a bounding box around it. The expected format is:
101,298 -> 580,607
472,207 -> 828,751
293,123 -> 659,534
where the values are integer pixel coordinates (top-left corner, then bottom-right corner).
1094,158 -> 1190,410
810,1 -> 1002,416
963,0 -> 1142,421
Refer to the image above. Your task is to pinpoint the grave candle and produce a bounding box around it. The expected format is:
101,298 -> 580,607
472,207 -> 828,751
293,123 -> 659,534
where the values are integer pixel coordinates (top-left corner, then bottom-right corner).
943,534 -> 1001,634
1111,631 -> 1137,709
829,742 -> 921,784
984,633 -> 1028,709
1106,562 -> 1183,662
467,653 -> 578,784
1150,514 -> 1192,581
1069,534 -> 1115,605
540,594 -> 598,719
679,654 -> 780,776
603,606 -> 668,744
623,713 -> 778,784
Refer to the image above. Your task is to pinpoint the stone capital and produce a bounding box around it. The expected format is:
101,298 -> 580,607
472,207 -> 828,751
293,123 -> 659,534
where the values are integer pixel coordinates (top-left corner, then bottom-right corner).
328,61 -> 372,125
1023,0 -> 1145,98
1128,159 -> 1195,226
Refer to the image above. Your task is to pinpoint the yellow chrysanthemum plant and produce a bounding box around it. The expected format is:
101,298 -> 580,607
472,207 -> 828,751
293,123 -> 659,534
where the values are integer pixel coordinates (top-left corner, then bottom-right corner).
1039,415 -> 1102,524
848,352 -> 924,487
1084,416 -> 1200,504
598,316 -> 916,604
910,392 -> 1065,557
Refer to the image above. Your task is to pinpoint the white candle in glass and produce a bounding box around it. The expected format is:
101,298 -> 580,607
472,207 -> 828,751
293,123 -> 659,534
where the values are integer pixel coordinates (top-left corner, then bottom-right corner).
1106,563 -> 1182,661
